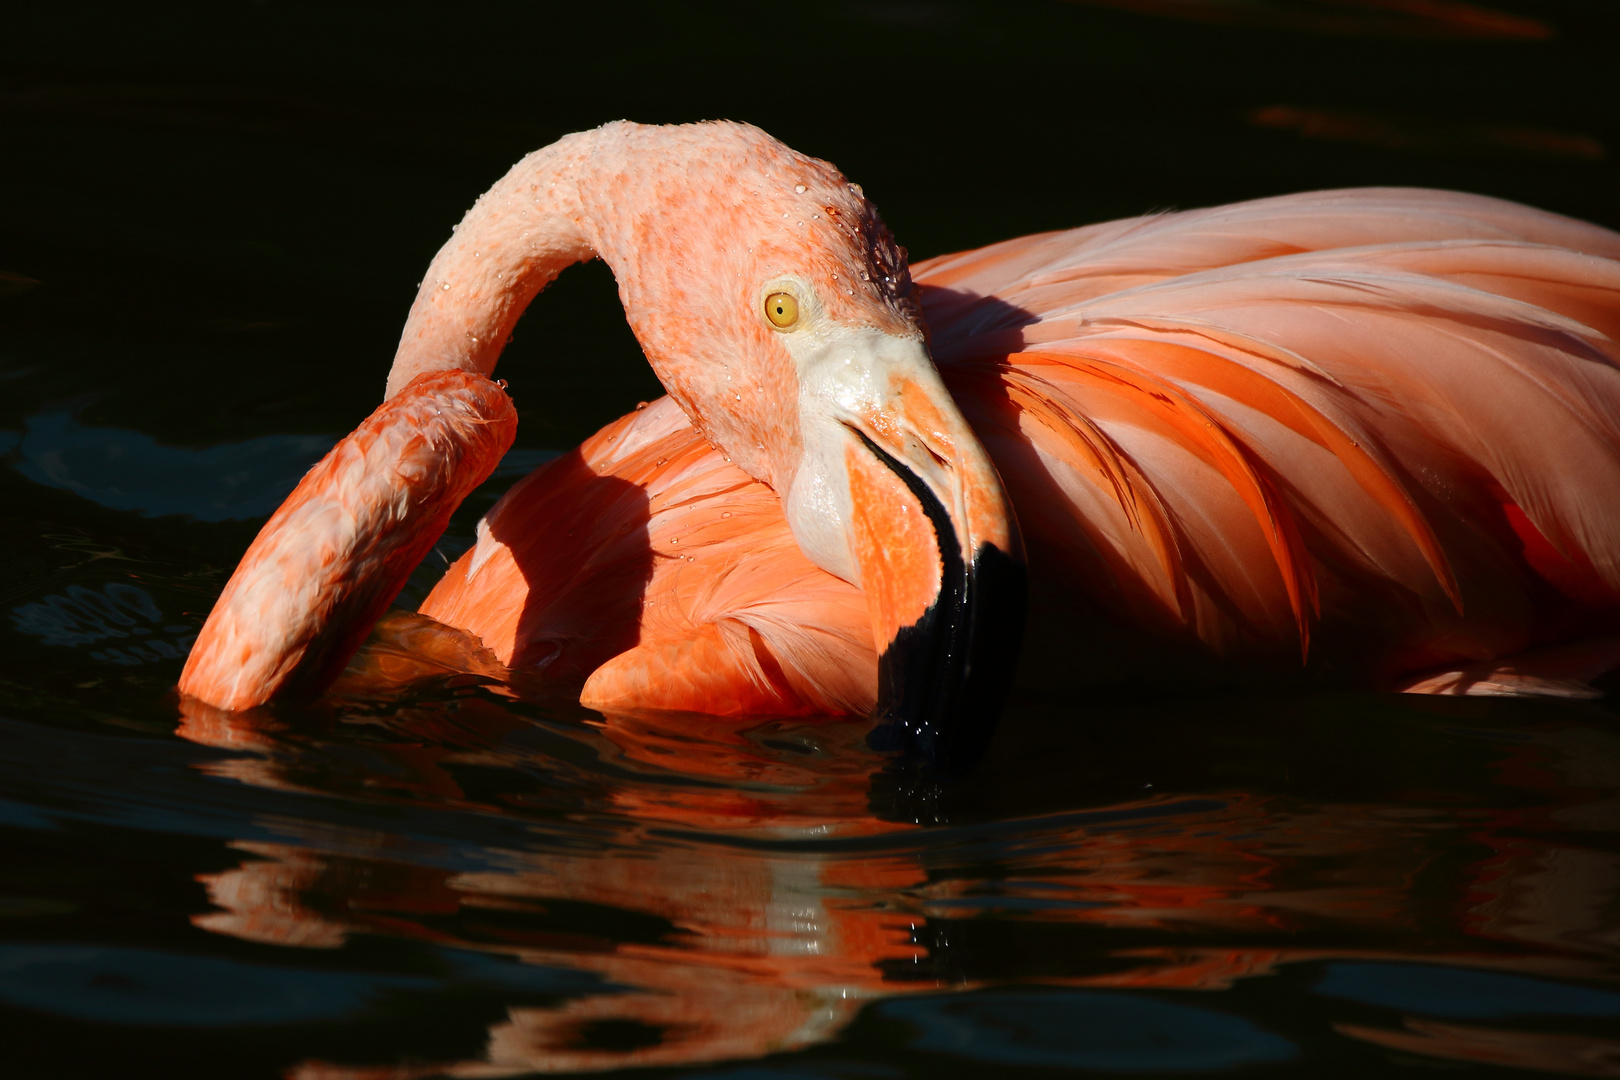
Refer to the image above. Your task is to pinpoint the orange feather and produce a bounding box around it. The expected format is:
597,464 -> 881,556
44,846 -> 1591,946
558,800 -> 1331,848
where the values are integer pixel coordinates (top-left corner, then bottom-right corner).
421,187 -> 1620,704
180,126 -> 1620,716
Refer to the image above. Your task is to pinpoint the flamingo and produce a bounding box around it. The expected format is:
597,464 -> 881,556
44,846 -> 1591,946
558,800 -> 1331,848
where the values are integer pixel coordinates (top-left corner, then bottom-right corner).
178,121 -> 1620,768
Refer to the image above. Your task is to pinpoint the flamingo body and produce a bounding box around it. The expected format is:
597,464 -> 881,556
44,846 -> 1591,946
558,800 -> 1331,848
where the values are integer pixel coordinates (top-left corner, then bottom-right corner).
180,123 -> 1620,743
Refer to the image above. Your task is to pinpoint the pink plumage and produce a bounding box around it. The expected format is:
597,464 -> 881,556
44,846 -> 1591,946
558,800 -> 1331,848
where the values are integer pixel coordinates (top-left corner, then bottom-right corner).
181,125 -> 1620,719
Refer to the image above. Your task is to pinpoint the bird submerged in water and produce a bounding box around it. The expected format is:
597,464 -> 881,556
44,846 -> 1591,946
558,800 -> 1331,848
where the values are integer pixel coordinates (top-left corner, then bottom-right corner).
179,121 -> 1620,768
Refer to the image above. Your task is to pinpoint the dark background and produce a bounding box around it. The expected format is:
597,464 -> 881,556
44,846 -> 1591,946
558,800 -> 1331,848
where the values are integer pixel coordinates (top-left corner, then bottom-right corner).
4,0 -> 1615,457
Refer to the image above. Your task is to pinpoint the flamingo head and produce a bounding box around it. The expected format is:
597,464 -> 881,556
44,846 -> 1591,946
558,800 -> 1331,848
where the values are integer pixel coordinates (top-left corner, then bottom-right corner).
583,123 -> 1026,769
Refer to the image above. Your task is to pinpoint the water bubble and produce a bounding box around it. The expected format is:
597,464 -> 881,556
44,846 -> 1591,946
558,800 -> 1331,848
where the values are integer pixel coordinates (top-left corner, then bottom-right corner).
722,511 -> 732,518
795,184 -> 807,194
441,283 -> 451,291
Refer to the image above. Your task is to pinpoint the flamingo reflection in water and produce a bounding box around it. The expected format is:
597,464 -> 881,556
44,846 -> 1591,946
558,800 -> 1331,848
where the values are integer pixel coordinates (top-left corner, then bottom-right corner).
177,676 -> 1620,1077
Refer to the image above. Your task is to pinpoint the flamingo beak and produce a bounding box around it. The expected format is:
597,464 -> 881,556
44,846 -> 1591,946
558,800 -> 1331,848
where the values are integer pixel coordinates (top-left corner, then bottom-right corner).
783,330 -> 1026,771
846,424 -> 1027,772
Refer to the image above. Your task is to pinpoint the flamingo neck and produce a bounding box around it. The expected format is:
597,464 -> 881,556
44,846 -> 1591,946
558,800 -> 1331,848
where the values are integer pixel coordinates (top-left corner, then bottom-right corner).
385,130 -> 605,400
384,121 -> 839,493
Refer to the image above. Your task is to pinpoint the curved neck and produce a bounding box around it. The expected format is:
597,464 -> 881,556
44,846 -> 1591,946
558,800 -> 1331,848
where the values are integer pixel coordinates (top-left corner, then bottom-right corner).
386,131 -> 601,400
383,121 -> 848,494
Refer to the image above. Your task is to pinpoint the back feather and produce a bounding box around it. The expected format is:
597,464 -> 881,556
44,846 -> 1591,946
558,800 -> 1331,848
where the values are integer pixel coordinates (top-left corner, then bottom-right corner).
427,188 -> 1620,701
922,189 -> 1620,680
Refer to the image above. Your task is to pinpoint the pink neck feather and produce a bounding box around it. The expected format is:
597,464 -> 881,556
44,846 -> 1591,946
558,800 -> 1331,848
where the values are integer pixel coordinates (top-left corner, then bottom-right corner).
386,129 -> 601,400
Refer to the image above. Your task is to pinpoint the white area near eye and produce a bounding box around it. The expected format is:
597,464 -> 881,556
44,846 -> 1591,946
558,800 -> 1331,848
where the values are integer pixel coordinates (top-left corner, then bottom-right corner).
773,306 -> 955,586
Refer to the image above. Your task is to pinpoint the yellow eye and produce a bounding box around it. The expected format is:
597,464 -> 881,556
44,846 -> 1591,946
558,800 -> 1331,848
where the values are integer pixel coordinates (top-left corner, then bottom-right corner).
764,291 -> 799,329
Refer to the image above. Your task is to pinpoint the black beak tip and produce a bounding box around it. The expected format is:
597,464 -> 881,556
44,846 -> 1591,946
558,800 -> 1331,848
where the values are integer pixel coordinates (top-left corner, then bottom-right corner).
869,541 -> 1027,774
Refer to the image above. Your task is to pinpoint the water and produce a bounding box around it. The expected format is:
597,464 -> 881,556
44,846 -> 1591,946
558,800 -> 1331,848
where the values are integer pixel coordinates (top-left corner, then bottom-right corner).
2,2 -> 1618,1077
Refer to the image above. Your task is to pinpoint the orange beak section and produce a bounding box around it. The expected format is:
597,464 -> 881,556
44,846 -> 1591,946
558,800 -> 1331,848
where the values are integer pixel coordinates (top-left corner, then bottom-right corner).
844,426 -> 1027,772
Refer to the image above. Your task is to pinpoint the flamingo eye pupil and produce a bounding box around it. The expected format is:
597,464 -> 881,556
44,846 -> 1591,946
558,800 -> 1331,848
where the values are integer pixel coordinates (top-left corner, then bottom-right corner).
765,291 -> 799,329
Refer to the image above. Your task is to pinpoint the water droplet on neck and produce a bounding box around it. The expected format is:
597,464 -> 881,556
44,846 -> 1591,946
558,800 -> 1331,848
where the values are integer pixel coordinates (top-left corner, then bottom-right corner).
795,184 -> 807,193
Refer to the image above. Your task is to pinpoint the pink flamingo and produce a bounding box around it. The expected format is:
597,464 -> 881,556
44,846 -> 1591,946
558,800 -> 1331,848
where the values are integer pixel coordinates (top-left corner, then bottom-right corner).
179,122 -> 1620,767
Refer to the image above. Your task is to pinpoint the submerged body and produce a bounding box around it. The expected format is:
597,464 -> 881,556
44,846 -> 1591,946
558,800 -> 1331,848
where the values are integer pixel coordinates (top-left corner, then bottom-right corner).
181,124 -> 1620,739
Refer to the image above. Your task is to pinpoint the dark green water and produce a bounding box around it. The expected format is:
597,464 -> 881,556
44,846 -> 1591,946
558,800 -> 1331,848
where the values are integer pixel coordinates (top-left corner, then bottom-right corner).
3,2 -> 1619,1077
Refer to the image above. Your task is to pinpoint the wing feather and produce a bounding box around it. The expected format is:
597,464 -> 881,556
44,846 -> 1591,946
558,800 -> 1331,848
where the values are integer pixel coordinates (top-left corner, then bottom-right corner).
923,190 -> 1620,672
